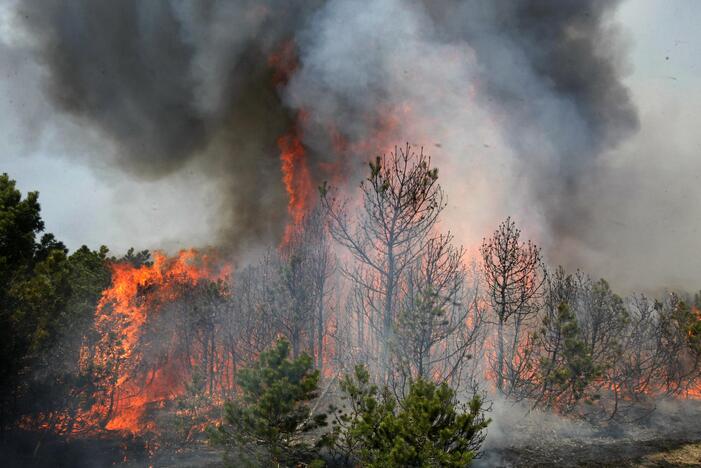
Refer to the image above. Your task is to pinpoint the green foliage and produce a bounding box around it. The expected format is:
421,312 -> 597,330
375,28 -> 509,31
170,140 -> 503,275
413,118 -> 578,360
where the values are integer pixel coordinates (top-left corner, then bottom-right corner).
13,244 -> 111,356
14,245 -> 111,430
0,173 -> 44,281
119,247 -> 152,268
0,173 -> 112,431
538,303 -> 599,408
331,365 -> 490,467
0,174 -> 45,402
209,339 -> 328,467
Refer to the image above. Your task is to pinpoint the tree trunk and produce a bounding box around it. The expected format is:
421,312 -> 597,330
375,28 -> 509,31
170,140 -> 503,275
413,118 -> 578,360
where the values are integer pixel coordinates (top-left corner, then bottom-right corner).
497,317 -> 505,393
382,246 -> 396,382
208,328 -> 215,396
317,282 -> 325,372
291,325 -> 301,359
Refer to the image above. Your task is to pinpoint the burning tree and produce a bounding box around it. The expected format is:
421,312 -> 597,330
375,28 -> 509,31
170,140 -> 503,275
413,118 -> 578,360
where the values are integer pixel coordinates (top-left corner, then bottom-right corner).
393,234 -> 485,390
321,144 -> 446,381
604,293 -> 666,417
83,250 -> 231,434
480,217 -> 546,396
510,266 -> 701,420
277,207 -> 335,366
654,293 -> 701,396
7,153 -> 701,465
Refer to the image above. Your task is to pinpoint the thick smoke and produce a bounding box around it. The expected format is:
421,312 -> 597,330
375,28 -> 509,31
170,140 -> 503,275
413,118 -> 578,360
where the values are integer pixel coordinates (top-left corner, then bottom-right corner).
14,0 -> 638,263
286,0 -> 639,265
17,0 -> 319,252
440,0 -> 640,265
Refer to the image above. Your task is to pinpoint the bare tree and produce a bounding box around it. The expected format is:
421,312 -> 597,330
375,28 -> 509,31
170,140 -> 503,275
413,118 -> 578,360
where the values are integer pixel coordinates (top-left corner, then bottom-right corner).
226,254 -> 285,366
302,208 -> 336,372
321,144 -> 445,381
480,217 -> 546,395
654,293 -> 701,396
277,242 -> 315,359
277,206 -> 335,364
393,233 -> 483,391
600,293 -> 665,419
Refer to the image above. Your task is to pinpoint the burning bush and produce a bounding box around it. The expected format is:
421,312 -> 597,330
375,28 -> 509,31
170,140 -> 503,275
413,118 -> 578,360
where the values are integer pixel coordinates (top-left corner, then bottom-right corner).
81,250 -> 231,435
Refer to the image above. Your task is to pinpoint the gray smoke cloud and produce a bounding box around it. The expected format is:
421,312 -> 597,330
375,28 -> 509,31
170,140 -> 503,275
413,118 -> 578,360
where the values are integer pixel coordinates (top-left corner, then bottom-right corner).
445,0 -> 640,265
17,0 -> 321,252
12,0 -> 639,265
286,0 -> 638,265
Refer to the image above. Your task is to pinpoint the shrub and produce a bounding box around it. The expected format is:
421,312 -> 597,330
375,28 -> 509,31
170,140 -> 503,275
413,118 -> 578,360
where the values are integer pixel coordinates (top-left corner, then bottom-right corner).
208,339 -> 328,467
330,365 -> 490,467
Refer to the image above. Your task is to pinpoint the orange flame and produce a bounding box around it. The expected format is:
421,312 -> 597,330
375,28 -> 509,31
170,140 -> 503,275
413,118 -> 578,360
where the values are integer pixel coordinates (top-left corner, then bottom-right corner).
278,117 -> 314,246
85,249 -> 230,434
268,39 -> 298,87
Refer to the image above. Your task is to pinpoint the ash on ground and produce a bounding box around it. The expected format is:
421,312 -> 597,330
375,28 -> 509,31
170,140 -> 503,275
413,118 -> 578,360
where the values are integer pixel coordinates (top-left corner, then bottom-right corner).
477,399 -> 701,467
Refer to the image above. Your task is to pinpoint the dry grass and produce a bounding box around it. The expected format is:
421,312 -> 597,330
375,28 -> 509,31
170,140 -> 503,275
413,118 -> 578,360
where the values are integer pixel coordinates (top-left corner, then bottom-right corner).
633,441 -> 701,467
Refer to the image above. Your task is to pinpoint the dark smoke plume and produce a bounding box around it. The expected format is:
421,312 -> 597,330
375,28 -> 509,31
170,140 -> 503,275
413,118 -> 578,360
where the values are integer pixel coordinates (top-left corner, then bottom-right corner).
18,0 -> 320,252
15,0 -> 638,258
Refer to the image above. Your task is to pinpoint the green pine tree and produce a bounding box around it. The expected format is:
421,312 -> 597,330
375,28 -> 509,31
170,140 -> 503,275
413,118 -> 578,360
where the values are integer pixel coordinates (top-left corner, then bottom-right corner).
330,365 -> 490,467
538,302 -> 601,411
208,339 -> 328,467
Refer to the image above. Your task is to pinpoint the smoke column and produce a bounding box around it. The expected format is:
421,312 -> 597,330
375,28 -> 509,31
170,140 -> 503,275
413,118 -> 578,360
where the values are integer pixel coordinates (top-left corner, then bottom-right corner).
17,0 -> 321,252
14,0 -> 638,263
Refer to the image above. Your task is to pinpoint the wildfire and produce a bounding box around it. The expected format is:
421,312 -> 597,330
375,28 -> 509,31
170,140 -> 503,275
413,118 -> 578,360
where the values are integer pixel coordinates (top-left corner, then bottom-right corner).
268,39 -> 298,87
268,39 -> 316,247
278,122 -> 314,246
84,250 -> 230,434
327,102 -> 415,159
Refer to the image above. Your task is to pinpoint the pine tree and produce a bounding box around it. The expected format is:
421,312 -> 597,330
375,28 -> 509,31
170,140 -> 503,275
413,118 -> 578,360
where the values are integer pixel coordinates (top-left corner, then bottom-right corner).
535,302 -> 601,412
209,339 -> 328,467
331,365 -> 489,467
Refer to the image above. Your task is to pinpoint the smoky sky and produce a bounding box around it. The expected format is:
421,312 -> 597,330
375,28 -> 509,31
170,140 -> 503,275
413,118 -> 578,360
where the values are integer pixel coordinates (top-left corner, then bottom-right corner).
423,0 -> 639,254
17,0 -> 320,252
11,0 -> 641,264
